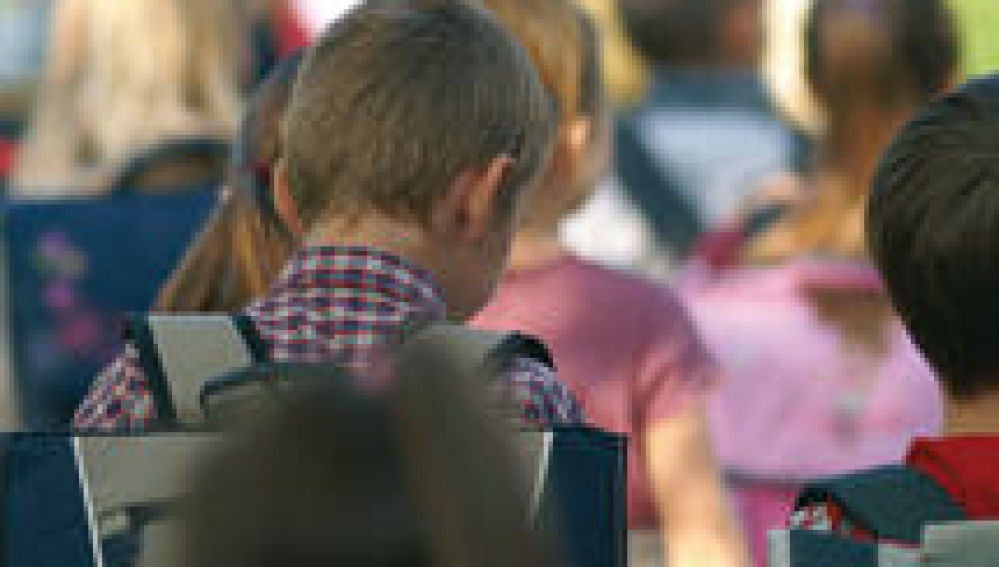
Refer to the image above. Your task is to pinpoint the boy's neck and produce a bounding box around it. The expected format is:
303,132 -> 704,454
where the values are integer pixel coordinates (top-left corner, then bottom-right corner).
305,216 -> 435,272
944,389 -> 999,436
303,215 -> 488,321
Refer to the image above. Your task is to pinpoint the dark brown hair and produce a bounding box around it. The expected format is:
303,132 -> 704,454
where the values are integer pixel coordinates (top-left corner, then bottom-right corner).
178,354 -> 556,566
749,0 -> 958,262
869,76 -> 999,399
283,1 -> 558,230
620,0 -> 754,66
806,0 -> 957,118
154,53 -> 304,312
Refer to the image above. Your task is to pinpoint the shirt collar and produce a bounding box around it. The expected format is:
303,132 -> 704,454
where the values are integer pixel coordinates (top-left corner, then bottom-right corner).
269,245 -> 447,316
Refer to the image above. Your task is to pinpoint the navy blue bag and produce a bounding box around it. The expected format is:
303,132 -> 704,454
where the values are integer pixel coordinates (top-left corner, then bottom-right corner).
2,187 -> 217,427
536,426 -> 628,567
0,433 -> 92,567
0,432 -> 208,567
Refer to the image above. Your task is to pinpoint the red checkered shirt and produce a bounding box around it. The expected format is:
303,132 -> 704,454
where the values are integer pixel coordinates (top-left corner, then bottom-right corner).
74,246 -> 584,430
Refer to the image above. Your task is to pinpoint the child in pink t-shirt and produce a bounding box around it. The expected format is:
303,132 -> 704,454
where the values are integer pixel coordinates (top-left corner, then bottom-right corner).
473,1 -> 748,565
477,253 -> 720,527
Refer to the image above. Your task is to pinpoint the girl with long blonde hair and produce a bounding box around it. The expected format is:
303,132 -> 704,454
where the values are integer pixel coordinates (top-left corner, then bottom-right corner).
11,0 -> 243,195
746,0 -> 958,262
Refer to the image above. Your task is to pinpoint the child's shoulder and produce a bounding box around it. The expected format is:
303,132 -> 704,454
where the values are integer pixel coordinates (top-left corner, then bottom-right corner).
557,253 -> 687,308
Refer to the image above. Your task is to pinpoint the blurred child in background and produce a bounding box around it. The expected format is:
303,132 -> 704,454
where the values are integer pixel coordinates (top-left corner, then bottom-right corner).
676,0 -> 959,560
794,74 -> 999,539
11,0 -> 243,194
473,1 -> 748,564
564,0 -> 797,272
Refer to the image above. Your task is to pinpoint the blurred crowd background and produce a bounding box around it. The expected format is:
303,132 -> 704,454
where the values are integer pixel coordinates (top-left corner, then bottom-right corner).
0,0 -> 996,142
0,1 -> 997,566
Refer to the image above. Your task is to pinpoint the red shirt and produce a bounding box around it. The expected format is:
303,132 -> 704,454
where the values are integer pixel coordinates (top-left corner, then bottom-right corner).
908,436 -> 999,519
0,138 -> 16,178
273,0 -> 310,55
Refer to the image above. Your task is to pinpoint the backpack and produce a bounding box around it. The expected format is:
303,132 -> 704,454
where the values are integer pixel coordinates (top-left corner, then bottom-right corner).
0,308 -> 625,567
795,465 -> 967,544
769,523 -> 999,567
70,415 -> 627,567
121,314 -> 628,566
768,465 -> 975,567
2,187 -> 216,428
124,313 -> 555,427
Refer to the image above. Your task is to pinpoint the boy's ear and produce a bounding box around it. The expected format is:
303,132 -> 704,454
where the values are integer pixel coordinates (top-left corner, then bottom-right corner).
272,158 -> 305,237
435,155 -> 515,240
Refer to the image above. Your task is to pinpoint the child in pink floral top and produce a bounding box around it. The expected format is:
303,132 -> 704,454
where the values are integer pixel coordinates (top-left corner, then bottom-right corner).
675,0 -> 958,561
473,1 -> 748,565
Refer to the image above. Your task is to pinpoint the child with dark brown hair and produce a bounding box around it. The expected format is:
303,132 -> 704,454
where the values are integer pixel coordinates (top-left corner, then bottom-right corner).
791,74 -> 999,542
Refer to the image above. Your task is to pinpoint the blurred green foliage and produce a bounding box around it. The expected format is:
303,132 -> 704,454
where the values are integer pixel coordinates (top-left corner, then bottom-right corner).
952,0 -> 999,77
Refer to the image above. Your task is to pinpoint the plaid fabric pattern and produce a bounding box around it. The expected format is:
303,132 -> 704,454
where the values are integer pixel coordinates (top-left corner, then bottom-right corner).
74,246 -> 584,430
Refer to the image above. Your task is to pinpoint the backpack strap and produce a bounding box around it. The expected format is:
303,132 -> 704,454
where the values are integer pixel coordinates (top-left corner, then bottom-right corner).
795,464 -> 967,543
395,322 -> 556,521
614,116 -> 702,258
399,321 -> 554,381
130,314 -> 550,426
126,313 -> 267,426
